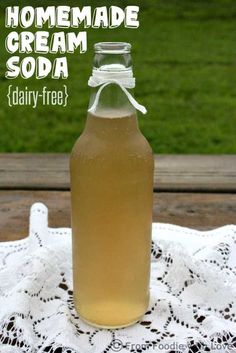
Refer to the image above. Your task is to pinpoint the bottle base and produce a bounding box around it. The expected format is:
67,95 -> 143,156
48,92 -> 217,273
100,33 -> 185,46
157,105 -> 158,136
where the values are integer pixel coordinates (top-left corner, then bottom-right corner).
79,314 -> 142,329
74,295 -> 150,329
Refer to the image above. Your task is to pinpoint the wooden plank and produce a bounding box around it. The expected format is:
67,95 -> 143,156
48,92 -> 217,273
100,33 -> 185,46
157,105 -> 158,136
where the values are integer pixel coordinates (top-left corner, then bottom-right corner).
0,190 -> 235,241
154,154 -> 236,192
0,154 -> 69,190
0,153 -> 236,192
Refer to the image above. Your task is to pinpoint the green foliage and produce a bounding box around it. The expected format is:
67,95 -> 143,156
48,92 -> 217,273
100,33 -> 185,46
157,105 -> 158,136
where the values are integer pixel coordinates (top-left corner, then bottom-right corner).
0,0 -> 236,153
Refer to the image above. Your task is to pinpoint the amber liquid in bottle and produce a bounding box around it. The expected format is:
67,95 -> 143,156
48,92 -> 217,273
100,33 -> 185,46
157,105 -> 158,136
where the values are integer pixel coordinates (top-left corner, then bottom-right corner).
70,43 -> 154,328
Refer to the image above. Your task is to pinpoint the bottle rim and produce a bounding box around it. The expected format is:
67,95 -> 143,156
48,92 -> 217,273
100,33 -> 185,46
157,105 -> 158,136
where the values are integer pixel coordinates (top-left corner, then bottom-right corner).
94,42 -> 131,54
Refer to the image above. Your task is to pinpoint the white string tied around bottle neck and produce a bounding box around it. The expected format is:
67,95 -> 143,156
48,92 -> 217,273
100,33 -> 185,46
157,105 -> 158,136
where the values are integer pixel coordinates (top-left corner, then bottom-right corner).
88,68 -> 147,115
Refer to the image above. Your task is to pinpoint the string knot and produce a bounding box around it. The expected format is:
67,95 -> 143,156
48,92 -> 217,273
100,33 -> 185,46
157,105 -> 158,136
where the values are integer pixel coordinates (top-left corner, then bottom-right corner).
87,68 -> 147,115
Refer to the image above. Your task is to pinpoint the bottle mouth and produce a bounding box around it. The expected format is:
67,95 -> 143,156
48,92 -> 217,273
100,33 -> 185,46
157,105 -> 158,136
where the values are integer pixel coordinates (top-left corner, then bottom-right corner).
94,42 -> 131,54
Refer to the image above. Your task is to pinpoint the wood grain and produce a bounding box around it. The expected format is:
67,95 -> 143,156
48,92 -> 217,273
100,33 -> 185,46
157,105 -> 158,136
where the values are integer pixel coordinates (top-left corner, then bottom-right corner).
0,154 -> 236,192
0,190 -> 235,241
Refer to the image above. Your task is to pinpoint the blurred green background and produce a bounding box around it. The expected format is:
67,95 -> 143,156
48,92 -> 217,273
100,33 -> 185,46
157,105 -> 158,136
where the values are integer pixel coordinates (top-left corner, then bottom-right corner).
0,0 -> 236,153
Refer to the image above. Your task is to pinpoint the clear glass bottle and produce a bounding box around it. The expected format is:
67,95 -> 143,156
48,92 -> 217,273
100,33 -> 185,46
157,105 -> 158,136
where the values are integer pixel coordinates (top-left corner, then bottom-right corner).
70,42 -> 154,328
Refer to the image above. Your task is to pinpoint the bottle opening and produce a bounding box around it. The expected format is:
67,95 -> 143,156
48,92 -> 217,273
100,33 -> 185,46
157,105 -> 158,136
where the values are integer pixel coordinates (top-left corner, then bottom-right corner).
94,42 -> 131,54
93,42 -> 132,72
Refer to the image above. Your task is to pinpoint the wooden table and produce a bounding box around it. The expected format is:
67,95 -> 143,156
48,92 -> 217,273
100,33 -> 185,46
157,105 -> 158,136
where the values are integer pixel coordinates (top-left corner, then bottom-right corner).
0,154 -> 235,241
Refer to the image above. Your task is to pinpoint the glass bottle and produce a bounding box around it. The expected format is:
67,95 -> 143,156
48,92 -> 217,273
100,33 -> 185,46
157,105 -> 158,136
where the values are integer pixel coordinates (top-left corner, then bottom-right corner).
70,42 -> 154,328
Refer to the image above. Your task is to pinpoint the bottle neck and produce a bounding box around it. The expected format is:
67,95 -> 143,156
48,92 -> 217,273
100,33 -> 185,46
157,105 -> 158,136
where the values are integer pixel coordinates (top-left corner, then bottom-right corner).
86,84 -> 139,136
88,83 -> 136,118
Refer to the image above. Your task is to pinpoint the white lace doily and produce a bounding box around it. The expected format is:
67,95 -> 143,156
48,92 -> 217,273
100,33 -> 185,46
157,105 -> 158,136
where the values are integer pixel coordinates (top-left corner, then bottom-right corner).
0,202 -> 236,353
